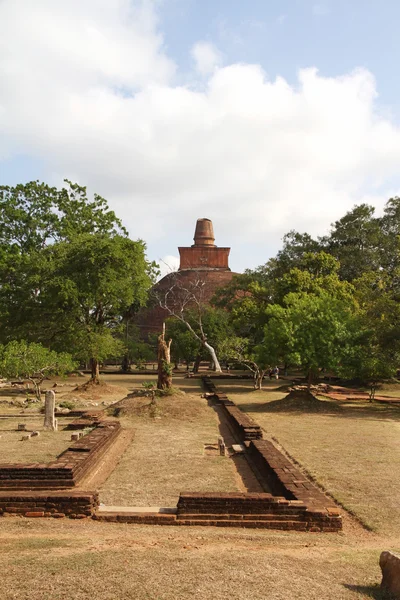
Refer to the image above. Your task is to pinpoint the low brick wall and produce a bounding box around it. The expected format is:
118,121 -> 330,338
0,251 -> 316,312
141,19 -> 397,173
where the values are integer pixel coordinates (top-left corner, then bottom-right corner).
199,377 -> 342,532
64,410 -> 104,430
176,492 -> 341,531
0,490 -> 99,518
224,405 -> 263,441
0,420 -> 121,489
247,440 -> 339,512
202,376 -> 262,442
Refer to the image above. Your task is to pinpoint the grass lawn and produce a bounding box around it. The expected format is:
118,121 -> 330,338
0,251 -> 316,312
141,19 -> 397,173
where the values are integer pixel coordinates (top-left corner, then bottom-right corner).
220,378 -> 400,536
100,377 -> 243,506
0,417 -> 76,463
0,518 -> 395,600
1,373 -> 400,599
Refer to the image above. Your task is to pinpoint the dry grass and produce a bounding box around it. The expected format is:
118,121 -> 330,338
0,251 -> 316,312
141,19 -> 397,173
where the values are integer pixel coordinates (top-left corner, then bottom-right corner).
224,379 -> 400,535
0,518 -> 395,600
100,387 -> 242,506
0,418 -> 75,463
1,374 -> 400,599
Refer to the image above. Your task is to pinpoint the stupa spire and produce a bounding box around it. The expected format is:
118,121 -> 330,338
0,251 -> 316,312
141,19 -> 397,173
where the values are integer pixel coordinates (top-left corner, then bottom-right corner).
193,218 -> 215,247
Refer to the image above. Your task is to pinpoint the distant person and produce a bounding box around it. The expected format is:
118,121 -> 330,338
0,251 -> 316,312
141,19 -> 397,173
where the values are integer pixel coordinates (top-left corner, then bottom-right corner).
274,366 -> 279,380
269,369 -> 273,379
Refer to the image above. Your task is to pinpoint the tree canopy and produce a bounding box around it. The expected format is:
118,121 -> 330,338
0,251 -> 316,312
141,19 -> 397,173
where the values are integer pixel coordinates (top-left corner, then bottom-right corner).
0,181 -> 157,382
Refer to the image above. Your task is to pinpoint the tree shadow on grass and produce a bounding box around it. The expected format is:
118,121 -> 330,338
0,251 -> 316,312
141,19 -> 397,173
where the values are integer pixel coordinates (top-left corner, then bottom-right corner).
342,583 -> 394,599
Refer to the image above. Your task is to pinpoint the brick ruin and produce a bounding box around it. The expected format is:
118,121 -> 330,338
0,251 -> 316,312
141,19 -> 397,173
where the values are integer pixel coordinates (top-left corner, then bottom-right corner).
0,380 -> 342,531
136,218 -> 238,338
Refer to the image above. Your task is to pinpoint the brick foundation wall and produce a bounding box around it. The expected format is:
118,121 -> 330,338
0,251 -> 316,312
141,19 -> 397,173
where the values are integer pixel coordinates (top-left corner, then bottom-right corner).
0,420 -> 121,489
176,492 -> 341,531
199,377 -> 342,532
223,405 -> 263,442
203,376 -> 262,442
0,490 -> 98,518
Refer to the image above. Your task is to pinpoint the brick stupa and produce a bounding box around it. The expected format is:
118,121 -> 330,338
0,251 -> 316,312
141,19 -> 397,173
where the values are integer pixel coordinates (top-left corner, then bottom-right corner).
179,218 -> 230,271
136,218 -> 237,338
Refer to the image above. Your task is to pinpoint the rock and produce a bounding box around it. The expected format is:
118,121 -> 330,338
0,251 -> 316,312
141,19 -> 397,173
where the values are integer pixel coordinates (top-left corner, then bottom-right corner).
380,551 -> 400,597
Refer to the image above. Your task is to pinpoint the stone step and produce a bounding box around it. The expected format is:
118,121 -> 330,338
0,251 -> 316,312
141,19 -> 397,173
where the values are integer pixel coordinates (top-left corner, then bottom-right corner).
176,513 -> 304,521
97,505 -> 177,514
93,511 -> 177,524
175,519 -> 311,530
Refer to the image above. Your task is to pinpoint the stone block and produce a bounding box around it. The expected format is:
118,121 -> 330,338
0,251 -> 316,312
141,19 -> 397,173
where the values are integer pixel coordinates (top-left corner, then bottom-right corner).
380,551 -> 400,598
231,444 -> 245,454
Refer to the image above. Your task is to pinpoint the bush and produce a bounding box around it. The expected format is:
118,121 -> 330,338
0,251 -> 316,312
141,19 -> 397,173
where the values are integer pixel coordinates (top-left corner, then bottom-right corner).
58,400 -> 76,410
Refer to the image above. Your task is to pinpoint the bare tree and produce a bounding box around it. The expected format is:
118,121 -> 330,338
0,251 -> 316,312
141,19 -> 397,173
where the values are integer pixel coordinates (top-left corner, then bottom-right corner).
219,336 -> 268,389
155,272 -> 222,372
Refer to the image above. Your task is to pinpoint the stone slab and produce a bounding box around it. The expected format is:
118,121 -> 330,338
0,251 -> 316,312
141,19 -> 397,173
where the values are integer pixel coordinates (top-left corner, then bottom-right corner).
97,506 -> 177,514
231,444 -> 246,453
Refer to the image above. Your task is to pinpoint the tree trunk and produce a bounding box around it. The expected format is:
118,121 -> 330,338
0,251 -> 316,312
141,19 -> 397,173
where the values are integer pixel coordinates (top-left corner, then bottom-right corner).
29,378 -> 41,402
157,323 -> 172,390
204,341 -> 222,373
193,352 -> 202,373
307,369 -> 313,391
254,370 -> 265,390
121,354 -> 131,373
90,358 -> 100,384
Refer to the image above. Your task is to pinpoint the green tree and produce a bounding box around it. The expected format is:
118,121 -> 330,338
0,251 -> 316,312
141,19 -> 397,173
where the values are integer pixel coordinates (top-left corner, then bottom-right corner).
0,180 -> 126,253
342,270 -> 400,398
0,340 -> 76,401
324,204 -> 382,281
219,336 -> 272,389
166,319 -> 199,369
3,234 -> 156,382
41,234 -> 156,382
122,325 -> 155,371
264,291 -> 357,389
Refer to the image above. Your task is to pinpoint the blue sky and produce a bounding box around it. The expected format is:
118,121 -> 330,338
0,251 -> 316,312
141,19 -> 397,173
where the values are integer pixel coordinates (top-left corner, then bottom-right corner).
160,0 -> 400,114
0,0 -> 400,274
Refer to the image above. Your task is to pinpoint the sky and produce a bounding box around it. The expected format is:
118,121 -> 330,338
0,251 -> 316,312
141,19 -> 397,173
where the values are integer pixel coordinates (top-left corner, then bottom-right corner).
1,0 -> 400,275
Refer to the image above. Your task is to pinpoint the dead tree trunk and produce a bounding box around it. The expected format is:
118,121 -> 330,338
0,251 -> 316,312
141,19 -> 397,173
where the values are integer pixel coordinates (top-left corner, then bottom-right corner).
204,341 -> 222,372
157,323 -> 172,390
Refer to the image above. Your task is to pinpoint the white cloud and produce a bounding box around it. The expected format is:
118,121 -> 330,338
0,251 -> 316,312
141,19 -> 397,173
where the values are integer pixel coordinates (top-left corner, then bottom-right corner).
191,41 -> 222,76
1,0 -> 400,271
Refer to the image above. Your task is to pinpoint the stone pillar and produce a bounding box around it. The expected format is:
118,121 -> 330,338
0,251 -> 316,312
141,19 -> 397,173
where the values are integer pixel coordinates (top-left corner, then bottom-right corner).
44,390 -> 57,431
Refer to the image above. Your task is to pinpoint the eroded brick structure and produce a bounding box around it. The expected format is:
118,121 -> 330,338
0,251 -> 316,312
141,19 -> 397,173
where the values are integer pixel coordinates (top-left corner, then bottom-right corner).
137,218 -> 237,338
